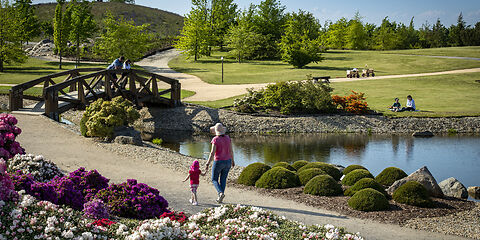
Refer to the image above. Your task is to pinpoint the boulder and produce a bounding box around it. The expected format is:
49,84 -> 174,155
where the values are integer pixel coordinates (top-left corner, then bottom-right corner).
113,126 -> 143,146
387,166 -> 444,198
468,186 -> 480,199
412,131 -> 434,137
439,177 -> 468,199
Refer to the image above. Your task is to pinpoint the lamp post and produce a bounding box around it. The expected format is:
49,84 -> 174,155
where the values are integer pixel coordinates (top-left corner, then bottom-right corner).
221,56 -> 224,84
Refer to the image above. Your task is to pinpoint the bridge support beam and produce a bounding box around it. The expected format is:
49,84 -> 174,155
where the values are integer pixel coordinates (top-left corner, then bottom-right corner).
170,82 -> 181,107
45,90 -> 59,121
9,89 -> 23,111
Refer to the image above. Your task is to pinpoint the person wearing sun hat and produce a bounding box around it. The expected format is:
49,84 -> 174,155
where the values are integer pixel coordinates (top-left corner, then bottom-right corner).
205,123 -> 235,203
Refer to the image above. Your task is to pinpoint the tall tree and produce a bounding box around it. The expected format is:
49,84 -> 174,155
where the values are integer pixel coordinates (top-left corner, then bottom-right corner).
53,0 -> 71,69
69,0 -> 96,66
0,0 -> 27,72
210,0 -> 237,50
41,20 -> 54,40
449,13 -> 466,46
325,18 -> 348,49
225,10 -> 261,63
252,0 -> 286,59
374,17 -> 397,50
13,0 -> 40,44
431,19 -> 449,48
94,12 -> 153,62
346,12 -> 367,50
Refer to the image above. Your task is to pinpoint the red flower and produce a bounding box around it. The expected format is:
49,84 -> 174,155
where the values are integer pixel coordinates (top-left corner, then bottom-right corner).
93,218 -> 116,227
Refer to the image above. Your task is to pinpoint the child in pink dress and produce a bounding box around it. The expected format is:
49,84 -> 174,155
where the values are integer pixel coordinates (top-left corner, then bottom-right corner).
183,160 -> 205,205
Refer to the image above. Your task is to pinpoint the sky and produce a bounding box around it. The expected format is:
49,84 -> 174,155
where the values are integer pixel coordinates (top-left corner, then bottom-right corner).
32,0 -> 480,28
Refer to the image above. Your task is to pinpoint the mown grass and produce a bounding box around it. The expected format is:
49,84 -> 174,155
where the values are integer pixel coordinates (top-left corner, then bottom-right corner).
169,48 -> 480,85
383,46 -> 480,58
187,94 -> 245,108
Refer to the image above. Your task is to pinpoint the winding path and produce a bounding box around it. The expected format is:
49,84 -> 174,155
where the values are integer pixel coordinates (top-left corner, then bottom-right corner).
15,114 -> 472,240
136,49 -> 480,101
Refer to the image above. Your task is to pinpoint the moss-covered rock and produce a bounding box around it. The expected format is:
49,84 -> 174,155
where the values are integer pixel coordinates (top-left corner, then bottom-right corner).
255,167 -> 301,189
347,188 -> 390,211
392,181 -> 433,208
298,168 -> 327,185
344,178 -> 387,197
375,167 -> 408,186
304,175 -> 343,196
298,162 -> 342,180
341,169 -> 374,186
238,163 -> 271,186
343,165 -> 368,176
291,160 -> 309,171
272,162 -> 296,171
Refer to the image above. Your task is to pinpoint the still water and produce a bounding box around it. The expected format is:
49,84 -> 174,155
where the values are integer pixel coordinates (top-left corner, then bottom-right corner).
155,132 -> 480,199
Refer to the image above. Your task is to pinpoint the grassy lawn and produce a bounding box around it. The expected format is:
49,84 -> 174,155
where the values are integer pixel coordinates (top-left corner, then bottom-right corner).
169,48 -> 480,85
187,94 -> 245,108
384,46 -> 480,58
331,72 -> 480,117
161,89 -> 196,100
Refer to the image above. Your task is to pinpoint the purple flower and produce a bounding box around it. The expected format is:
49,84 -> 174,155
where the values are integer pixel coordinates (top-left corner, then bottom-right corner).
83,198 -> 109,219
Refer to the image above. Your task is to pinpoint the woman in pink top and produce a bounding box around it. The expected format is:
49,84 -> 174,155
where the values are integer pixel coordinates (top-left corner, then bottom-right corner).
183,160 -> 205,205
205,123 -> 235,203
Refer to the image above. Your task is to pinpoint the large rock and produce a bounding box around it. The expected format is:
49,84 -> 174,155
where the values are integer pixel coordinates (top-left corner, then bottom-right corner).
439,177 -> 468,199
387,166 -> 444,198
468,186 -> 480,199
412,131 -> 434,137
113,127 -> 143,146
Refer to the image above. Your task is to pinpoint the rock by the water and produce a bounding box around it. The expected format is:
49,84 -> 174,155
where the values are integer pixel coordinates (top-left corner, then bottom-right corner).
412,131 -> 434,137
113,127 -> 142,146
439,177 -> 468,199
387,166 -> 444,197
468,186 -> 480,199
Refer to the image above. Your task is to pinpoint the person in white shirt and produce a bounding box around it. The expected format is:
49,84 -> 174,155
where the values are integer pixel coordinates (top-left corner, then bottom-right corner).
403,95 -> 416,111
123,59 -> 132,70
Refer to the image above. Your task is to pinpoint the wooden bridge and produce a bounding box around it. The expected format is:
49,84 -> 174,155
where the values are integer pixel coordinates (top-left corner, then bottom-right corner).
9,68 -> 181,121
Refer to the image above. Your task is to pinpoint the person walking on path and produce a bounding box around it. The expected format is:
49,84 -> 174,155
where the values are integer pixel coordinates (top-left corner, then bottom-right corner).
183,160 -> 205,206
205,123 -> 235,203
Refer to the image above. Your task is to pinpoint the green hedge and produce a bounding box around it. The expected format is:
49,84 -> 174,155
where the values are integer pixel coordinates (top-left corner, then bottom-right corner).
272,162 -> 296,171
298,162 -> 342,180
304,175 -> 343,196
347,188 -> 390,212
341,169 -> 374,186
291,160 -> 309,171
392,181 -> 433,208
344,178 -> 387,197
298,168 -> 327,186
375,167 -> 407,186
238,163 -> 271,186
255,167 -> 301,189
343,165 -> 368,176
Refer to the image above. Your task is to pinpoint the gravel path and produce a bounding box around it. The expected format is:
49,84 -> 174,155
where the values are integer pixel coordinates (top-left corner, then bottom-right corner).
14,113 -> 475,240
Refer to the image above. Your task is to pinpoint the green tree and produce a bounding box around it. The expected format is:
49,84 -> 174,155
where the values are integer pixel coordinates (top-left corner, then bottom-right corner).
449,13 -> 466,46
346,12 -> 367,50
94,11 -> 153,62
252,0 -> 286,59
210,0 -> 237,50
41,20 -> 54,40
374,17 -> 397,50
13,0 -> 40,44
53,0 -> 71,69
0,0 -> 27,72
430,19 -> 449,48
279,10 -> 323,68
68,0 -> 96,66
325,18 -> 348,49
225,11 -> 262,63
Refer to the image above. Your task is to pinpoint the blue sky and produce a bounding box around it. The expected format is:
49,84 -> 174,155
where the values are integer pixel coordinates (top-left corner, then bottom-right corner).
33,0 -> 480,27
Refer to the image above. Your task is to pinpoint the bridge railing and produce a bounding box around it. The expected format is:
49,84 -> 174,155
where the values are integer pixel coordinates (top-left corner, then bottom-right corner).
9,68 -> 104,111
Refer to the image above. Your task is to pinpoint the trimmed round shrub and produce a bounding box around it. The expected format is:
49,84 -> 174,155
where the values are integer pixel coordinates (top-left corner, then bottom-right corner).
343,165 -> 368,176
298,162 -> 342,180
392,181 -> 433,208
344,178 -> 387,197
255,167 -> 300,189
298,168 -> 326,185
341,169 -> 374,186
347,188 -> 390,212
272,162 -> 296,171
238,163 -> 271,186
375,167 -> 408,186
291,160 -> 309,171
304,175 -> 343,196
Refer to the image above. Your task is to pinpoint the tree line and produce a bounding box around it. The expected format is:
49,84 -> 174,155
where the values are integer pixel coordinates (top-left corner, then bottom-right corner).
176,0 -> 480,68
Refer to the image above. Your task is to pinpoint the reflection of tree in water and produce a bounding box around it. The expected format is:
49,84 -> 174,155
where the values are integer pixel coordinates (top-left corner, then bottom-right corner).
391,135 -> 400,156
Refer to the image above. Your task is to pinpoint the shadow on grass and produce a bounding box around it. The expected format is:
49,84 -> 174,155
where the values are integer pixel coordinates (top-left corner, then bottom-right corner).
306,66 -> 349,71
171,67 -> 208,73
44,61 -> 104,68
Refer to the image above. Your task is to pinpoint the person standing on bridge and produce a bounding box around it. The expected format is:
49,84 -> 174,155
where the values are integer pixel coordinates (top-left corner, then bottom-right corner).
107,56 -> 125,80
205,123 -> 235,204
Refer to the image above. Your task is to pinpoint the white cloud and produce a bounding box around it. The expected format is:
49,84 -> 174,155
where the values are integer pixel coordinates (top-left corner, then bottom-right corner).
418,10 -> 445,18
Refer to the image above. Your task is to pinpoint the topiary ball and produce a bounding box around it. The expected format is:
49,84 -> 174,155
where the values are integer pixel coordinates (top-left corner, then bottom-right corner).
392,181 -> 433,208
344,178 -> 387,197
291,160 -> 309,171
255,167 -> 301,189
375,167 -> 408,186
238,163 -> 271,186
272,162 -> 296,171
298,168 -> 327,185
347,188 -> 390,212
304,175 -> 343,196
343,165 -> 368,176
341,169 -> 374,186
298,162 -> 342,180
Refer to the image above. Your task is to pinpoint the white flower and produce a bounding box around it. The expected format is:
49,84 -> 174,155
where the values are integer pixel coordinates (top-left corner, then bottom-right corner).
61,230 -> 74,239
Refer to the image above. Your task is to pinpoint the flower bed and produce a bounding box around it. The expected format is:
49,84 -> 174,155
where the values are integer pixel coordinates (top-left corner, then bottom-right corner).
7,154 -> 64,182
0,114 -> 24,160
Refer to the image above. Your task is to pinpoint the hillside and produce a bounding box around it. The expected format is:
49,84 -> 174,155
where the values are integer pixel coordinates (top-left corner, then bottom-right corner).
34,2 -> 184,37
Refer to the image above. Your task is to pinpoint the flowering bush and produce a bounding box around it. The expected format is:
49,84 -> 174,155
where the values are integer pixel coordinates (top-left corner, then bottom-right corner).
332,91 -> 369,114
0,114 -> 24,160
159,210 -> 188,224
50,175 -> 85,210
0,159 -> 19,202
125,218 -> 188,240
93,218 -> 116,227
7,154 -> 64,182
69,167 -> 110,202
84,198 -> 110,220
95,179 -> 169,220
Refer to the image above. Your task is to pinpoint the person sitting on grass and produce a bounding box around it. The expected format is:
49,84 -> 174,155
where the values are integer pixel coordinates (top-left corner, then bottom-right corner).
390,98 -> 401,112
401,95 -> 416,111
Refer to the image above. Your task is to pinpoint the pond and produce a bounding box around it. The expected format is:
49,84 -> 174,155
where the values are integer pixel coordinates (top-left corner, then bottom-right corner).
150,132 -> 480,201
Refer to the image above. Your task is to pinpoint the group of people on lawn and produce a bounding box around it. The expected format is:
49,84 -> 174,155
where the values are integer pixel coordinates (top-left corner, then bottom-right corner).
390,95 -> 416,112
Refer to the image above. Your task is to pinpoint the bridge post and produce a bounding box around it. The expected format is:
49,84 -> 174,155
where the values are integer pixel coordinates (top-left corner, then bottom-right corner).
105,73 -> 112,99
9,89 -> 23,111
170,81 -> 181,107
78,80 -> 86,109
151,76 -> 158,97
45,89 -> 59,121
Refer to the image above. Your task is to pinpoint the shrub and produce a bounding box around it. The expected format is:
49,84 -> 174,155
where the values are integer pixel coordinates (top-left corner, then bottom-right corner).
304,175 -> 343,196
341,169 -> 374,186
159,210 -> 188,224
83,198 -> 109,220
392,181 -> 433,208
298,168 -> 327,185
347,188 -> 390,211
298,162 -> 342,180
291,160 -> 308,171
68,167 -> 110,202
152,138 -> 163,145
272,162 -> 296,171
375,167 -> 408,186
0,159 -> 19,202
332,91 -> 368,114
238,163 -> 271,186
0,113 -> 25,160
344,178 -> 387,197
343,165 -> 368,176
80,97 -> 140,138
95,179 -> 169,219
255,167 -> 300,189
7,154 -> 64,182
